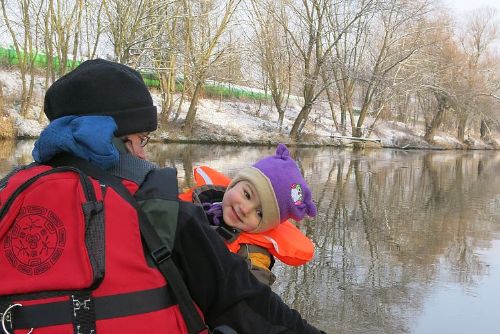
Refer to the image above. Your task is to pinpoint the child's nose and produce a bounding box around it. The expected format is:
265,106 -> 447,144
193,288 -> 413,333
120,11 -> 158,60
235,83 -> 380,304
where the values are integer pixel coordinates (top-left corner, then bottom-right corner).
240,203 -> 255,216
240,204 -> 250,215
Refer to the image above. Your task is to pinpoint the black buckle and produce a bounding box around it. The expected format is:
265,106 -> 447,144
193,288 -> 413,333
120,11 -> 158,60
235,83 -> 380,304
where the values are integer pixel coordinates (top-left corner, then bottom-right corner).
216,226 -> 240,243
71,292 -> 96,334
1,303 -> 34,334
151,245 -> 171,264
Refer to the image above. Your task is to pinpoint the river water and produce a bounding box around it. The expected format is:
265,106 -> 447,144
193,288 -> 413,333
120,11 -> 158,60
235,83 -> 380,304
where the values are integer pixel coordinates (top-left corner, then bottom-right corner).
1,140 -> 499,334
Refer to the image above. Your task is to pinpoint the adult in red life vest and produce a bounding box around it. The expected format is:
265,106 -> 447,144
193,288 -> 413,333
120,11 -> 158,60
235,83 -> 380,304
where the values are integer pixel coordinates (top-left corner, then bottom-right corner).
0,59 -> 325,334
179,144 -> 317,286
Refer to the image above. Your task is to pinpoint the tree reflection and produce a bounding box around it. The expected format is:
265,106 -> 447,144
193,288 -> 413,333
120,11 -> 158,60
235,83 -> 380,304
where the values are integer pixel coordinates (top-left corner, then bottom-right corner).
0,139 -> 16,175
274,149 -> 500,333
1,142 -> 499,334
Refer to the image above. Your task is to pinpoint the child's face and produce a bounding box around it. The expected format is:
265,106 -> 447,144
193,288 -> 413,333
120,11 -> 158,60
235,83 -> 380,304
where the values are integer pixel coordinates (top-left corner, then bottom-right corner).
222,180 -> 263,232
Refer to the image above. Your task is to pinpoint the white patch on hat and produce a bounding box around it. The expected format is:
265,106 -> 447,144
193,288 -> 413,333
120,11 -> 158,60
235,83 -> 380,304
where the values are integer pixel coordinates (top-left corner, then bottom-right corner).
291,184 -> 303,206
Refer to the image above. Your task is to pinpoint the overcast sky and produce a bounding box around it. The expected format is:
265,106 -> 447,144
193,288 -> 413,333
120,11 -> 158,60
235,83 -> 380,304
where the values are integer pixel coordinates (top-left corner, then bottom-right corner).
445,0 -> 500,13
444,0 -> 500,50
1,1 -> 499,49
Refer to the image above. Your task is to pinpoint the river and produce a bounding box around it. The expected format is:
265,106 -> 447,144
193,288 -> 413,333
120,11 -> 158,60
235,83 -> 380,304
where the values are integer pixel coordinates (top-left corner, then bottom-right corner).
1,140 -> 499,334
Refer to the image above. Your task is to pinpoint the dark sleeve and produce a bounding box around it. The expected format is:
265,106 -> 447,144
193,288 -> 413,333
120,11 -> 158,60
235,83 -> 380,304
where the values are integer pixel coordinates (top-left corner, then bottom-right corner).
172,201 -> 324,334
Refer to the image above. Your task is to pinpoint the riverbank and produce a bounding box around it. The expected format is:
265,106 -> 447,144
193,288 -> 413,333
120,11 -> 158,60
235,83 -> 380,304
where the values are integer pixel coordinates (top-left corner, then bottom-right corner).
1,67 -> 499,150
149,95 -> 500,150
154,112 -> 500,150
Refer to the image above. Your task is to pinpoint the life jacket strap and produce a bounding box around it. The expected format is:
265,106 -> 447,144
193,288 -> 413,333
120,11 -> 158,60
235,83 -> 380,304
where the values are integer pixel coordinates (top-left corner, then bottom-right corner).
71,291 -> 96,334
8,285 -> 174,331
215,225 -> 240,243
48,154 -> 207,334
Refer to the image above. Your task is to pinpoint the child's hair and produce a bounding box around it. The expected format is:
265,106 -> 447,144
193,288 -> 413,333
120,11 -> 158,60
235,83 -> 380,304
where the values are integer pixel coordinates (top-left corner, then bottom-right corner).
228,143 -> 317,232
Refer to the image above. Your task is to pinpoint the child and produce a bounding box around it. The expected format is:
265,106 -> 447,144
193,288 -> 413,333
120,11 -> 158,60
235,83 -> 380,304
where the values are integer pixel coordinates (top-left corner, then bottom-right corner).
179,144 -> 317,285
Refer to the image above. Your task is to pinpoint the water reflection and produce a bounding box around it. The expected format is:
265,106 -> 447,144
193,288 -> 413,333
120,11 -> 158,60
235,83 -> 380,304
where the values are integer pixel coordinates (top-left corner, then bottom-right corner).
1,141 -> 499,334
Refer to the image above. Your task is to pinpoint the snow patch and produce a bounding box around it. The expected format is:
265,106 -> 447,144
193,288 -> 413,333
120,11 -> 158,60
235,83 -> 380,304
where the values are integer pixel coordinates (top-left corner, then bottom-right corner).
1,67 -> 498,150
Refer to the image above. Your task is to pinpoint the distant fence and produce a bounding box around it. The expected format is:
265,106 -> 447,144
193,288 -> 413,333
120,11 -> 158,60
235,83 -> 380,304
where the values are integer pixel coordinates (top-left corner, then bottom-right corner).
0,46 -> 168,90
0,46 -> 269,101
0,46 -> 82,72
140,72 -> 161,88
204,84 -> 270,100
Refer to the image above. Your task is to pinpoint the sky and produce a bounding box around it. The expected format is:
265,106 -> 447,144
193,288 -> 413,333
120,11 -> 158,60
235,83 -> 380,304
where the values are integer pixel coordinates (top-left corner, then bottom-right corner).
443,0 -> 500,50
445,0 -> 500,14
2,2 -> 499,48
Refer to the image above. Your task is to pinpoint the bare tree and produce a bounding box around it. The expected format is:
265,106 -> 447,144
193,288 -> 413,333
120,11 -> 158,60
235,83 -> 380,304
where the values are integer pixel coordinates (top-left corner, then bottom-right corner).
82,0 -> 105,60
130,1 -> 184,127
48,0 -> 84,76
182,0 -> 241,136
478,53 -> 500,141
455,6 -> 499,142
42,0 -> 55,88
413,14 -> 464,143
248,0 -> 292,130
276,0 -> 373,140
327,0 -> 374,135
329,0 -> 431,139
1,0 -> 44,117
103,0 -> 170,65
38,0 -> 99,121
103,0 -> 186,129
208,31 -> 244,86
0,82 -> 3,116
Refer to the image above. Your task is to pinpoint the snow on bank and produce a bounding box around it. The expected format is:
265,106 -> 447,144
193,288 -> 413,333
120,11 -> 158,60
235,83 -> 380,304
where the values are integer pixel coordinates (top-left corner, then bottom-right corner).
1,68 -> 47,137
1,67 -> 499,149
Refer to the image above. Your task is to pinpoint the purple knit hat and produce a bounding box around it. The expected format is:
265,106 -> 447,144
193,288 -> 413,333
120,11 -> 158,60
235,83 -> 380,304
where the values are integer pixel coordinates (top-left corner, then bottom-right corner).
228,143 -> 317,232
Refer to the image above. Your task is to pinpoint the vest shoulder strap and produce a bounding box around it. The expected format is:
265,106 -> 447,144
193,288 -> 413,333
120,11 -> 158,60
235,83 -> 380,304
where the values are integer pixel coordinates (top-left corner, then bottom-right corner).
48,154 -> 207,334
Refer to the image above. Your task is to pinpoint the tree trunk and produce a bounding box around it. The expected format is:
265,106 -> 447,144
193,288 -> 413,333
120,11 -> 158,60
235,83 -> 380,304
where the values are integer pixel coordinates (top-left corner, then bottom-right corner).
159,92 -> 170,128
174,91 -> 186,121
277,110 -> 285,131
183,82 -> 203,136
20,76 -> 29,117
352,125 -> 363,138
321,69 -> 339,132
289,104 -> 312,139
325,88 -> 339,132
424,93 -> 448,143
480,117 -> 490,141
339,90 -> 354,136
341,110 -> 347,135
159,72 -> 173,128
255,100 -> 262,118
0,83 -> 3,115
271,92 -> 285,130
457,116 -> 467,142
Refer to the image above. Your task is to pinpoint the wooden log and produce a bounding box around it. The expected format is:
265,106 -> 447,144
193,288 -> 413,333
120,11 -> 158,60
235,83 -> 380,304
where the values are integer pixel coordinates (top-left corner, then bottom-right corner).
330,135 -> 381,143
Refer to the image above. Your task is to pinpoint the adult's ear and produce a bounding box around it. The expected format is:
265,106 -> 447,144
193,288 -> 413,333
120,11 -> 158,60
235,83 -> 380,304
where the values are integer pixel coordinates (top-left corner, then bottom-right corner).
112,136 -> 129,154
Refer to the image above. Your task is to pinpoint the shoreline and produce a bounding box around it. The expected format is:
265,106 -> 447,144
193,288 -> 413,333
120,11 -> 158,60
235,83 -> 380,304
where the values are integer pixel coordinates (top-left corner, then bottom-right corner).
5,134 -> 500,151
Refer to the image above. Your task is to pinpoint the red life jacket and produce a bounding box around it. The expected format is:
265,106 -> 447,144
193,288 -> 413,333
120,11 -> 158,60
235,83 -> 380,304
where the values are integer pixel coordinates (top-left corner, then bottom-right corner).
179,166 -> 314,266
0,162 -> 207,334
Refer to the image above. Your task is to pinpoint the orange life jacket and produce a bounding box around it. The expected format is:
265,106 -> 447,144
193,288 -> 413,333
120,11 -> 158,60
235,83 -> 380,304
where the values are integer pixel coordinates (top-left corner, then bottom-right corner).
179,166 -> 314,266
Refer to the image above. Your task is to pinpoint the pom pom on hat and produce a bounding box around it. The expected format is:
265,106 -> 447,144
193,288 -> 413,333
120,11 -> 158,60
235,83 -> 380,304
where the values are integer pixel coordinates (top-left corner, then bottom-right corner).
229,143 -> 317,233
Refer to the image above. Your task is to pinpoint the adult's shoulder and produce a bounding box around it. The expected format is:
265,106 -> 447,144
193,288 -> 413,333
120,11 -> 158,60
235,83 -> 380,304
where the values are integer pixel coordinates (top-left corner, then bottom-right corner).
177,200 -> 212,232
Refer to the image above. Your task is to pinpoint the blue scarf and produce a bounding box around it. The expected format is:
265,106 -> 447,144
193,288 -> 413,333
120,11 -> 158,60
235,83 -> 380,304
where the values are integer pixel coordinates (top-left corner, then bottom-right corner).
32,116 -> 119,170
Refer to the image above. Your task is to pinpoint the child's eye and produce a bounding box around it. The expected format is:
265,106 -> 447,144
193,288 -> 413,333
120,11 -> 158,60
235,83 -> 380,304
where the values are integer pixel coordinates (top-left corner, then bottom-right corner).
244,190 -> 250,199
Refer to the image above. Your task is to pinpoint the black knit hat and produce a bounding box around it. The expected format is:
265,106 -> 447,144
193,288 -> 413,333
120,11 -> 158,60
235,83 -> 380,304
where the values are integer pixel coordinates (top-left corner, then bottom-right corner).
44,59 -> 157,136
